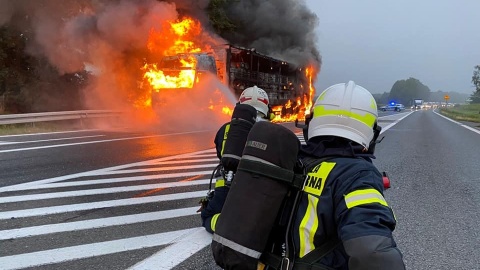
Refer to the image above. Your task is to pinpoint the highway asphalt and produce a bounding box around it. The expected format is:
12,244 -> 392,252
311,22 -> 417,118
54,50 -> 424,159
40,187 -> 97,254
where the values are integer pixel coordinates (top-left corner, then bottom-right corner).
0,109 -> 478,269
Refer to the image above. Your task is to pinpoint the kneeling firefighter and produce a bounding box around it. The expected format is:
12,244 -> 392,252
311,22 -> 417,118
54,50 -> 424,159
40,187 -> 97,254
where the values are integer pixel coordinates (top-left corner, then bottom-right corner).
211,81 -> 406,270
199,86 -> 273,234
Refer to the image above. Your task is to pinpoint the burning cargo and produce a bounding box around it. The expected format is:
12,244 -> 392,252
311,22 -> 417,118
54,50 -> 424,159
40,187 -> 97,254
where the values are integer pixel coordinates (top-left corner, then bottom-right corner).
145,44 -> 314,122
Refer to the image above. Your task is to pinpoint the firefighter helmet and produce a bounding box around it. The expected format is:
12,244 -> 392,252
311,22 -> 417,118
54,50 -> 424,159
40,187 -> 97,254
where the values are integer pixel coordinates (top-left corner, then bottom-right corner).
308,81 -> 378,149
239,86 -> 270,118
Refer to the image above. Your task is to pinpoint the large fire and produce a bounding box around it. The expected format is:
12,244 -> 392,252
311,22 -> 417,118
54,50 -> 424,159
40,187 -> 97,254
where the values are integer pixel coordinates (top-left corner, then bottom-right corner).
141,16 -> 316,122
143,18 -> 201,92
143,56 -> 197,90
271,67 -> 316,123
141,17 -> 232,116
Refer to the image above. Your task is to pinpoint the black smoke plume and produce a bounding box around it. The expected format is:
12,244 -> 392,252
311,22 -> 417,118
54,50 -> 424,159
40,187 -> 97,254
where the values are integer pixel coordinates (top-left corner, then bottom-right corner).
217,0 -> 320,69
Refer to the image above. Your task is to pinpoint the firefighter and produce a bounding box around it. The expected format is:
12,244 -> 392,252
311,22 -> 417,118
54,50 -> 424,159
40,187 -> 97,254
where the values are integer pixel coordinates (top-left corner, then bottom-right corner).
264,81 -> 405,269
200,86 -> 272,233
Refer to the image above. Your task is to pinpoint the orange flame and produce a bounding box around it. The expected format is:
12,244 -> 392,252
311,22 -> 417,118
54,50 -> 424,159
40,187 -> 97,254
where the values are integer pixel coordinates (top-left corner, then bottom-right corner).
143,56 -> 197,90
304,67 -> 316,115
222,106 -> 233,115
147,18 -> 202,55
143,18 -> 203,94
271,65 -> 317,123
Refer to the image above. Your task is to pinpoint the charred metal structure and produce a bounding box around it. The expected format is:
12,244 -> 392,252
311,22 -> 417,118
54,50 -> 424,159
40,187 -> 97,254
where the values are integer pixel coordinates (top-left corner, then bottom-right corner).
216,45 -> 310,106
150,44 -> 311,114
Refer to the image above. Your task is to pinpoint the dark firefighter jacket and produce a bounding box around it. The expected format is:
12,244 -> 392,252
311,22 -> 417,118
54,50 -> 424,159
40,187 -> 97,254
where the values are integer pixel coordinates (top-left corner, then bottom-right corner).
292,136 -> 405,270
201,122 -> 230,233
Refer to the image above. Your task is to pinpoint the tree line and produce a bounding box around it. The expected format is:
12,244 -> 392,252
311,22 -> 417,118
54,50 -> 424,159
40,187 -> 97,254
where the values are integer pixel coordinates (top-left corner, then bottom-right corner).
471,65 -> 480,103
373,73 -> 478,106
0,25 -> 88,114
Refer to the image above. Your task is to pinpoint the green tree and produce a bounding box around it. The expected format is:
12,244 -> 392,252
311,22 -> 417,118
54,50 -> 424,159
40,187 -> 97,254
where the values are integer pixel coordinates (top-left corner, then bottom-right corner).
389,77 -> 430,106
207,0 -> 237,35
0,26 -> 37,113
1,24 -> 87,113
372,92 -> 390,105
470,65 -> 480,103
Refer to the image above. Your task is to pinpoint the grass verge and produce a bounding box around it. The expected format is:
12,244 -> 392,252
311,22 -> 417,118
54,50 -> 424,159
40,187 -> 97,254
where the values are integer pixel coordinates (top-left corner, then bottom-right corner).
439,104 -> 480,123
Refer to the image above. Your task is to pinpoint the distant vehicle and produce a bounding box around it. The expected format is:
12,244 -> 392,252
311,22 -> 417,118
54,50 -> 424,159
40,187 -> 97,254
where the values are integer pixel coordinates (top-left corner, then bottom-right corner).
413,99 -> 424,110
380,103 -> 405,112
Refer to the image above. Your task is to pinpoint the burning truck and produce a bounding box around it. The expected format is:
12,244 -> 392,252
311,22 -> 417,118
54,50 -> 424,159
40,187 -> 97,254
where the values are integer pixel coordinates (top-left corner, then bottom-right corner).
142,18 -> 316,123
142,22 -> 316,122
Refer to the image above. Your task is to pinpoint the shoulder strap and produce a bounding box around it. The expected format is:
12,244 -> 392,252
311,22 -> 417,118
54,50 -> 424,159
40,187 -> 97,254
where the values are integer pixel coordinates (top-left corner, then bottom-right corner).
301,156 -> 337,174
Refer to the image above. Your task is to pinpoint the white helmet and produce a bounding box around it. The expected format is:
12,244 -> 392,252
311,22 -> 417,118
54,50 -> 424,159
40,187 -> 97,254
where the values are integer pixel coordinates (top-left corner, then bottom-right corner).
239,86 -> 270,118
308,81 -> 378,149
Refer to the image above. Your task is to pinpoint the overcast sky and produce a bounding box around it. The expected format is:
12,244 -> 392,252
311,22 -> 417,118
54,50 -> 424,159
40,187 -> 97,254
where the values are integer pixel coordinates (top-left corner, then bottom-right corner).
305,0 -> 480,94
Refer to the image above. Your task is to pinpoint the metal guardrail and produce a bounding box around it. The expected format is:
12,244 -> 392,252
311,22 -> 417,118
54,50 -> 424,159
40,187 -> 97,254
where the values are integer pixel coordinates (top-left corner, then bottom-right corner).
0,110 -> 123,125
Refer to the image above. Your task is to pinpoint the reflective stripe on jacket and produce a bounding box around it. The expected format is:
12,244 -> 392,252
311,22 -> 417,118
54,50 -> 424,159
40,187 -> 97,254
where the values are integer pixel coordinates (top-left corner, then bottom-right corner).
293,156 -> 405,270
214,122 -> 230,159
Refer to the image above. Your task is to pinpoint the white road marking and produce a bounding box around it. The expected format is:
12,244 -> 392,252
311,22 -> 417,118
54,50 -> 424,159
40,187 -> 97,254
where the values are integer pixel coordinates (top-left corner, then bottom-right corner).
379,111 -> 414,134
151,157 -> 218,165
0,228 -> 204,270
0,134 -> 156,153
178,153 -> 217,159
434,110 -> 480,135
0,147 -> 219,269
128,227 -> 212,270
0,135 -> 105,145
377,111 -> 411,121
0,179 -> 211,203
0,207 -> 199,240
18,170 -> 215,190
95,163 -> 218,175
0,190 -> 206,219
0,130 -> 211,153
0,149 -> 215,192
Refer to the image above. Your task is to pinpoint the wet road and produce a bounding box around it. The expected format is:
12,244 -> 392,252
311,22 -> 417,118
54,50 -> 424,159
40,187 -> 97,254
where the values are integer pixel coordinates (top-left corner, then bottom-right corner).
0,109 -> 479,270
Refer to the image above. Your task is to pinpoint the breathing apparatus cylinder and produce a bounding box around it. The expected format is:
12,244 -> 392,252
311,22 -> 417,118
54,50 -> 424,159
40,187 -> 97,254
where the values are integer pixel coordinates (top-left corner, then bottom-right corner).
220,103 -> 257,183
212,121 -> 300,270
